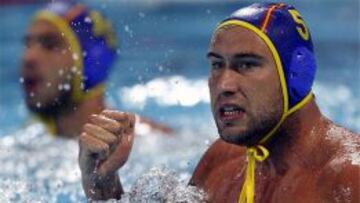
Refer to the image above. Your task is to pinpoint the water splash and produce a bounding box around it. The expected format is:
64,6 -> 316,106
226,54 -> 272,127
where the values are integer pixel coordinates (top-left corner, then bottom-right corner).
119,75 -> 209,109
0,118 -> 215,202
0,123 -> 84,202
117,167 -> 206,203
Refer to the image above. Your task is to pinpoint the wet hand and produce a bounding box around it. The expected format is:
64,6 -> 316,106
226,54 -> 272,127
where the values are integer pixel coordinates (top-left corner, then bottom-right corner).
79,110 -> 135,183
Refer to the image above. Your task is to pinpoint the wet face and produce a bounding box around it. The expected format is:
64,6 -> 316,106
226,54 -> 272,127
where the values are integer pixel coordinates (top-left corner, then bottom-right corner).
21,20 -> 75,116
208,26 -> 283,146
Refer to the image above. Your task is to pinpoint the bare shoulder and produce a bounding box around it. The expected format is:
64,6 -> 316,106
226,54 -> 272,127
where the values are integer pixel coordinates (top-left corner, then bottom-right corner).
318,124 -> 360,203
189,138 -> 246,186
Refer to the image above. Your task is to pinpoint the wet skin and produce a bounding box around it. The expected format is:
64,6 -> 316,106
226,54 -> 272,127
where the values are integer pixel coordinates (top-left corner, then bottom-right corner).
22,20 -> 74,114
207,25 -> 283,146
190,108 -> 360,203
189,26 -> 360,202
78,26 -> 359,202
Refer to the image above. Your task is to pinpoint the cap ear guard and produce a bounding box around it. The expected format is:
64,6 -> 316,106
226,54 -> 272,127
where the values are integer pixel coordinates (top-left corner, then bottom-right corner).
288,46 -> 316,107
34,1 -> 118,102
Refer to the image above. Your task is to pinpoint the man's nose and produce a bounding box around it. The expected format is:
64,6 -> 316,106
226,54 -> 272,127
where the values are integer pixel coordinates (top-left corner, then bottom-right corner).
217,69 -> 239,98
22,44 -> 42,69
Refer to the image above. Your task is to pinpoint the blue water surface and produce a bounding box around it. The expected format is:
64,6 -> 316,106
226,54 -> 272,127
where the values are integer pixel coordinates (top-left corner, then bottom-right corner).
0,0 -> 359,202
0,0 -> 359,134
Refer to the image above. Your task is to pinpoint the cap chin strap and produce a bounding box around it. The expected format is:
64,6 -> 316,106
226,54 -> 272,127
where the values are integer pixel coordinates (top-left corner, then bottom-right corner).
239,146 -> 269,203
238,92 -> 312,203
215,20 -> 313,203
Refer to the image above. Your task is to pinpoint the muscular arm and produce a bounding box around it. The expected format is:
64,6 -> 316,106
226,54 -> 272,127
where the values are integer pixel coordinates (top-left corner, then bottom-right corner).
317,130 -> 360,203
318,154 -> 360,203
320,161 -> 360,203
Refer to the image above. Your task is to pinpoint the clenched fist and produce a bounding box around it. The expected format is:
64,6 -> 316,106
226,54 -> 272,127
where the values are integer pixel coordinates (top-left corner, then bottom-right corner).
79,110 -> 135,200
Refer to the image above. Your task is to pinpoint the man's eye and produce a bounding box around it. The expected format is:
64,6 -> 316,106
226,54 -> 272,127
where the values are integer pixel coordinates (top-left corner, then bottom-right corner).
210,61 -> 223,70
235,61 -> 260,71
39,36 -> 60,50
23,35 -> 63,50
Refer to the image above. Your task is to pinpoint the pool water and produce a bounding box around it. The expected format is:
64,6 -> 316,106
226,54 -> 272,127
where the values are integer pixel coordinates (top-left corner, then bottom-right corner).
0,0 -> 359,202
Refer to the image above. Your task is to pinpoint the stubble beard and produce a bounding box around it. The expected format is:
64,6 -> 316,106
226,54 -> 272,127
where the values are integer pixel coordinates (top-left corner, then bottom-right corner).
27,88 -> 75,118
218,100 -> 283,147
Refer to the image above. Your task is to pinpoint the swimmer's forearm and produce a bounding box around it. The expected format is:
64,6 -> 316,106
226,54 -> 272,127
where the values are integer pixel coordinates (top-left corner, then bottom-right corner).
82,173 -> 123,201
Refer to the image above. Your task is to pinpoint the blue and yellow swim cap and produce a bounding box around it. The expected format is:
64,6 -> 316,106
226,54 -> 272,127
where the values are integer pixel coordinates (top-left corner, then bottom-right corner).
215,3 -> 316,203
216,2 -> 316,143
217,2 -> 316,116
34,0 -> 117,102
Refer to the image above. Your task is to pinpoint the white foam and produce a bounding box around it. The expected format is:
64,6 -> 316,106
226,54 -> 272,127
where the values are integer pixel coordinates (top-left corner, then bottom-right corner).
313,82 -> 360,131
0,123 -> 84,202
117,167 -> 206,203
0,117 -> 215,202
119,75 -> 209,109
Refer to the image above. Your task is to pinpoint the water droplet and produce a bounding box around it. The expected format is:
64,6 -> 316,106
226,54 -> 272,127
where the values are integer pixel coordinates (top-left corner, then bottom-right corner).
72,53 -> 79,60
84,16 -> 92,23
71,66 -> 77,73
138,12 -> 145,18
297,52 -> 304,59
124,25 -> 130,32
63,84 -> 71,91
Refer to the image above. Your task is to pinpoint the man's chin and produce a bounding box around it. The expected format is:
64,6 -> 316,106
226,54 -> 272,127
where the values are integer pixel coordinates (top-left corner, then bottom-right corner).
27,102 -> 48,115
26,98 -> 59,116
218,124 -> 266,146
219,130 -> 249,146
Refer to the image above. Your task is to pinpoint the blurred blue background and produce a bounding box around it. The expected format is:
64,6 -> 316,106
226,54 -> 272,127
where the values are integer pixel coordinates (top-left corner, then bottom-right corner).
0,0 -> 359,202
0,0 -> 359,135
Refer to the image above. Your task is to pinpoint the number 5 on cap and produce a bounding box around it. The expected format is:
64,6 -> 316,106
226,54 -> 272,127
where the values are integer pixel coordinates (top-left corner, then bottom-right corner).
288,9 -> 309,41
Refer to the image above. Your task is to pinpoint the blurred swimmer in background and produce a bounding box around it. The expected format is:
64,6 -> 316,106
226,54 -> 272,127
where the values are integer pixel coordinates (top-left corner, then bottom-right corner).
0,0 -> 172,201
78,2 -> 359,202
21,0 -> 172,137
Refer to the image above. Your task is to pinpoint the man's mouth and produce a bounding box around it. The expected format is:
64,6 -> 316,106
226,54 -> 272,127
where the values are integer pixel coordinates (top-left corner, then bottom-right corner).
23,77 -> 41,93
218,104 -> 245,122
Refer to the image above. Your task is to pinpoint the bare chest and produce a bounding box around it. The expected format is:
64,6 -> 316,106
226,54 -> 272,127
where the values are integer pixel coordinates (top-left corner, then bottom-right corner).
202,163 -> 323,203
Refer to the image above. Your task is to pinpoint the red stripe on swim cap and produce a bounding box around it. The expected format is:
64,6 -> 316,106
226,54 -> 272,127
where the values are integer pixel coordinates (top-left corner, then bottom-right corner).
261,3 -> 285,32
63,4 -> 86,22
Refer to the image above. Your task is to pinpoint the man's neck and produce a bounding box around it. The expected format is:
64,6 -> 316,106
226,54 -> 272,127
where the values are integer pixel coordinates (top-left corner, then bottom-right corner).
54,95 -> 105,138
264,99 -> 331,173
